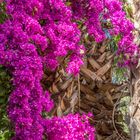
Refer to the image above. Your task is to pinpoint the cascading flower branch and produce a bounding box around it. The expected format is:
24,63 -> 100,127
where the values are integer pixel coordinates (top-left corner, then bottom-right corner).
70,0 -> 138,65
0,20 -> 54,139
0,0 -> 93,140
103,0 -> 138,66
0,0 -> 138,139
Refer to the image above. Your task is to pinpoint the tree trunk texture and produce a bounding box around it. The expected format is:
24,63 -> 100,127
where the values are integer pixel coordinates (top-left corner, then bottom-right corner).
129,68 -> 140,140
128,0 -> 140,139
45,43 -> 129,140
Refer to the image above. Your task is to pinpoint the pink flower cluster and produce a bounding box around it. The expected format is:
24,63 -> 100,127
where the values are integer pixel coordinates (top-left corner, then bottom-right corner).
44,113 -> 95,140
70,0 -> 105,42
70,0 -> 138,65
104,0 -> 138,66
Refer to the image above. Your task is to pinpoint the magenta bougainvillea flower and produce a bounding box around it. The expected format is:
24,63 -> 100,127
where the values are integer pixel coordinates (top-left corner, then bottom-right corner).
44,113 -> 95,140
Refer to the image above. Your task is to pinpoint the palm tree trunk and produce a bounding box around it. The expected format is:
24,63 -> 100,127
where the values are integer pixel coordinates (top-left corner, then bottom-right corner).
128,0 -> 140,139
129,67 -> 140,140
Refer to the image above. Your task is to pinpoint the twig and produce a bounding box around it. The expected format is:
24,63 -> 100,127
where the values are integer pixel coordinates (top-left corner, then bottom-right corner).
78,74 -> 81,111
112,91 -> 126,140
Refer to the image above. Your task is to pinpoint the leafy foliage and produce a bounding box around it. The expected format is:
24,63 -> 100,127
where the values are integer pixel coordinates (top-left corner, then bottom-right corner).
0,66 -> 13,140
0,2 -> 8,23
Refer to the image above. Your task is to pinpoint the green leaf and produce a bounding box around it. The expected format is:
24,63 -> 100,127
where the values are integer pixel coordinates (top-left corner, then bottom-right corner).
0,65 -> 13,139
66,2 -> 72,6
